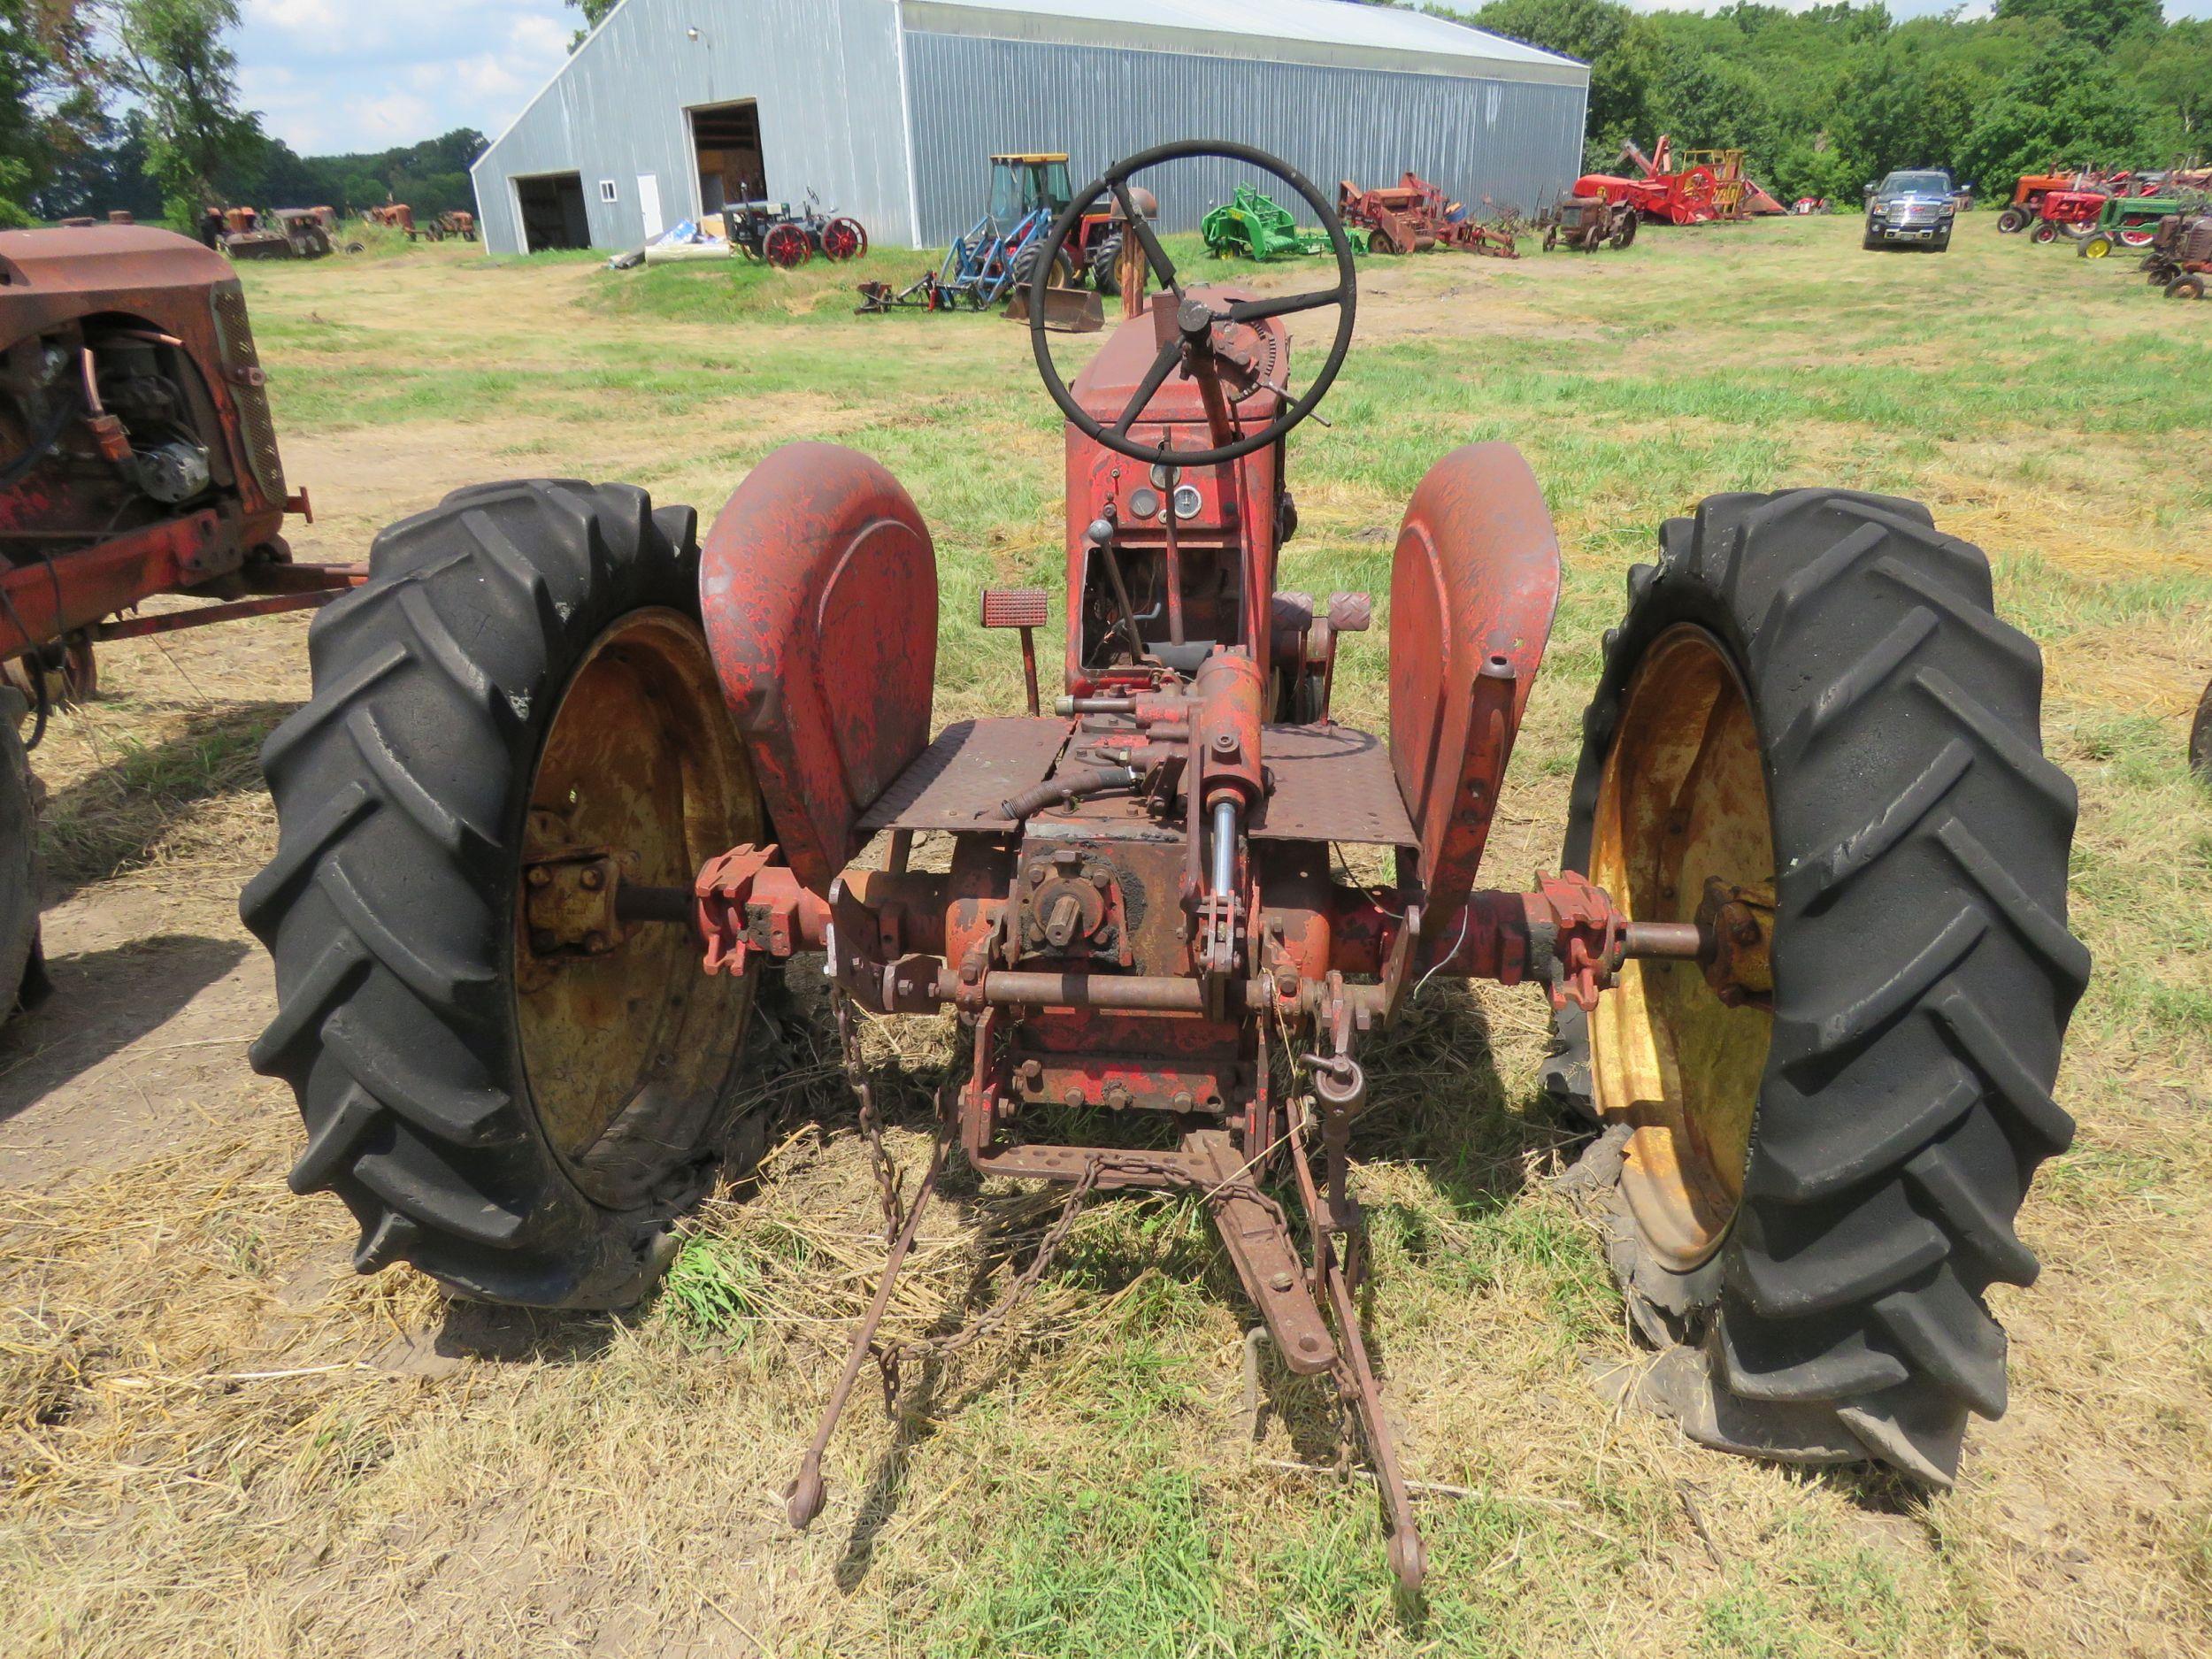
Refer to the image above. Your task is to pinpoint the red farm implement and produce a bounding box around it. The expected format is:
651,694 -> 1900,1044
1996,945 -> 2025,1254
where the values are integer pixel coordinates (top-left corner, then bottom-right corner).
242,143 -> 2087,1593
1336,172 -> 1517,257
1574,137 -> 1729,227
0,224 -> 362,1010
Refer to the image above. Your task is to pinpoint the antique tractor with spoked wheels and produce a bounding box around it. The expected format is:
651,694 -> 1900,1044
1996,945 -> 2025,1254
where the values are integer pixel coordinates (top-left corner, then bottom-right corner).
244,142 -> 2086,1592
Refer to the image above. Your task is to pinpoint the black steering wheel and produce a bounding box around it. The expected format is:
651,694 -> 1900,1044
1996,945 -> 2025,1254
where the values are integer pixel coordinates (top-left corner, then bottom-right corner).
1026,140 -> 1359,468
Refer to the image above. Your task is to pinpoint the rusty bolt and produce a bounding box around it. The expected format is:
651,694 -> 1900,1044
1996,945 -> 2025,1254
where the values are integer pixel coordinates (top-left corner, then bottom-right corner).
1103,1085 -> 1133,1111
1211,731 -> 1238,757
1018,1059 -> 1044,1087
579,865 -> 605,891
1064,1087 -> 1086,1109
526,865 -> 552,888
1268,1270 -> 1295,1293
1274,964 -> 1300,996
1171,1089 -> 1195,1111
584,930 -> 608,953
1091,869 -> 1111,890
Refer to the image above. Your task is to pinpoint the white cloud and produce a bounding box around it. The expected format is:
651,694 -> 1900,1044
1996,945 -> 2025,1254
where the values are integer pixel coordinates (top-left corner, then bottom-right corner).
236,0 -> 575,149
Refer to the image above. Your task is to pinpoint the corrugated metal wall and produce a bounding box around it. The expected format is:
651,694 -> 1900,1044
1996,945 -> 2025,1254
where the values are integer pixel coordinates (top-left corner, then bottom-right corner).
472,0 -> 914,256
902,30 -> 1588,245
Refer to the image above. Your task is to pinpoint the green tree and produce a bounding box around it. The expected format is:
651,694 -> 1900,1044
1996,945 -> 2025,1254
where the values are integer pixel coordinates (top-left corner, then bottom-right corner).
1470,0 -> 1652,153
1993,0 -> 2162,54
112,0 -> 260,219
1959,42 -> 2155,188
2119,20 -> 2212,156
567,0 -> 617,50
1,3 -> 42,223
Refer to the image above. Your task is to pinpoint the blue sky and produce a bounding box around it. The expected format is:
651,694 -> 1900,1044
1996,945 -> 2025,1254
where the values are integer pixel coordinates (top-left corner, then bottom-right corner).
237,0 -> 2212,156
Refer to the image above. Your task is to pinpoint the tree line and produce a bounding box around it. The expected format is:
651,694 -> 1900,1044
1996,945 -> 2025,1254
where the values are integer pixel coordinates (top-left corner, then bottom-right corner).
1455,0 -> 2208,203
1,0 -> 483,228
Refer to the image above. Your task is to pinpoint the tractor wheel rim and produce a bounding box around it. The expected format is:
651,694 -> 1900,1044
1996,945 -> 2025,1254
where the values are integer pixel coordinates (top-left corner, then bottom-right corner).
1591,624 -> 1775,1271
513,609 -> 760,1194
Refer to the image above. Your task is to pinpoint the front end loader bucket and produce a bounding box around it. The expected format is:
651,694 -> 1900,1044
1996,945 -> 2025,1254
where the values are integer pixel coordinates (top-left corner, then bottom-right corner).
1006,282 -> 1104,334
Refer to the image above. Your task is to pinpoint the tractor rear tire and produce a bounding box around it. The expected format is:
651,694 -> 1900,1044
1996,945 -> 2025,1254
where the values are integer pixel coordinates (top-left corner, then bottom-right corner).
1010,242 -> 1073,296
0,687 -> 44,1017
243,481 -> 772,1310
1088,231 -> 1123,293
1549,489 -> 2088,1486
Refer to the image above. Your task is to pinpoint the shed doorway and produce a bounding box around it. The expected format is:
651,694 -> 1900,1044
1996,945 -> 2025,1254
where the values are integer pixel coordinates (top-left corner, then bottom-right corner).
690,101 -> 765,216
516,173 -> 590,251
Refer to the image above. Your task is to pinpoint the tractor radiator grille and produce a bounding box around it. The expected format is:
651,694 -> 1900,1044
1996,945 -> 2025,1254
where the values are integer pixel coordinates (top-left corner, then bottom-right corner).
211,284 -> 287,507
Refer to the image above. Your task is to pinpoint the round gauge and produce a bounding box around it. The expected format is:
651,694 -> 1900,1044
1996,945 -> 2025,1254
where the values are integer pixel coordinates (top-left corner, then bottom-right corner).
1129,487 -> 1162,519
1171,484 -> 1202,521
1150,462 -> 1180,489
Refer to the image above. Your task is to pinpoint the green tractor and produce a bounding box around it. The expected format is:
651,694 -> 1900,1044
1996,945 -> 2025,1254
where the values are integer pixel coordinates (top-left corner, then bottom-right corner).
2076,191 -> 2201,261
1202,183 -> 1367,260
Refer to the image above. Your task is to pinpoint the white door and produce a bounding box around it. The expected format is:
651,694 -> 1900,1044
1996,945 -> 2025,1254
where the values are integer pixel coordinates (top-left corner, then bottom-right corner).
637,173 -> 664,241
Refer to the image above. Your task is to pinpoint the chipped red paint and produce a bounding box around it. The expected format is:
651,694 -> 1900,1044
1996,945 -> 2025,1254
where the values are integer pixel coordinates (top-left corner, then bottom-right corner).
698,442 -> 939,892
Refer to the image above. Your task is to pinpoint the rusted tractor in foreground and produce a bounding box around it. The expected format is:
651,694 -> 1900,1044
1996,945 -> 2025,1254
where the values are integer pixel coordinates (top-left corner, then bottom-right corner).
0,225 -> 361,1012
244,143 -> 2086,1592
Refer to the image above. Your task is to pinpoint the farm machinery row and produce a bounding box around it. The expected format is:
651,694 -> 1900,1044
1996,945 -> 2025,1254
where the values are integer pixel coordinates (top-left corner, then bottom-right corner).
240,142 -> 2085,1594
1997,166 -> 2211,250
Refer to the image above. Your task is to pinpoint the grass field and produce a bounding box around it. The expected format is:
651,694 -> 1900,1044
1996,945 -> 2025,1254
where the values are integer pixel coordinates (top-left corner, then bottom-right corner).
1,213 -> 2208,1658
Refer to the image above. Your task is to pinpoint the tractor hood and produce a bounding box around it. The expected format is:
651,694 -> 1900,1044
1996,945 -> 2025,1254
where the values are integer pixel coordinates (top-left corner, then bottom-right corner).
0,225 -> 236,340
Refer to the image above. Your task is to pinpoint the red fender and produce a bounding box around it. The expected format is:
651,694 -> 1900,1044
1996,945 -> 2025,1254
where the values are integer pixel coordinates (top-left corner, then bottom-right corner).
1387,442 -> 1561,935
700,442 -> 937,892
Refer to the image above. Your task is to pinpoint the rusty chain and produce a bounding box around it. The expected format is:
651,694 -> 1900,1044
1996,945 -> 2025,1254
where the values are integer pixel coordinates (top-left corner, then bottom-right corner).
836,989 -> 907,1247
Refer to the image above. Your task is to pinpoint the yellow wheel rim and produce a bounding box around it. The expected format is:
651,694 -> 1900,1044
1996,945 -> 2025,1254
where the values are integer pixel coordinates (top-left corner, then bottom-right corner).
514,609 -> 760,1199
1590,625 -> 1775,1271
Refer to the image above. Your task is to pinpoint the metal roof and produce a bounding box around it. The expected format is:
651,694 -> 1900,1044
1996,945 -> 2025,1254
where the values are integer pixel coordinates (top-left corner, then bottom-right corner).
898,0 -> 1586,81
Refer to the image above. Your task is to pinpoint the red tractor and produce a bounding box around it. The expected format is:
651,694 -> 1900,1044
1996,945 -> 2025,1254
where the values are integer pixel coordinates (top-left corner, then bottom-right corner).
242,144 -> 2086,1591
0,224 -> 361,1008
2029,188 -> 2108,243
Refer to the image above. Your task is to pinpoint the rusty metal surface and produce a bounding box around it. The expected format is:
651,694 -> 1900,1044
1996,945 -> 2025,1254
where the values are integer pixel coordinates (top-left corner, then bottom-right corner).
1590,624 -> 1775,1274
858,717 -> 1070,833
701,443 -> 938,891
0,511 -> 227,659
1387,443 -> 1562,930
512,609 -> 761,1199
1187,1127 -> 1338,1375
0,225 -> 297,664
1249,722 -> 1417,847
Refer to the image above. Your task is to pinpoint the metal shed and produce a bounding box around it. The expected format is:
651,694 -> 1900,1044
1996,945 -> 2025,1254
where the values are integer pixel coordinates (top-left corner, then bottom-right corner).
470,0 -> 1589,257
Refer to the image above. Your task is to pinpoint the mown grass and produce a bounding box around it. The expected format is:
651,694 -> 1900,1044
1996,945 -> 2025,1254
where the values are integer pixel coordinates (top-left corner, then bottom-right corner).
1,217 -> 2206,1657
